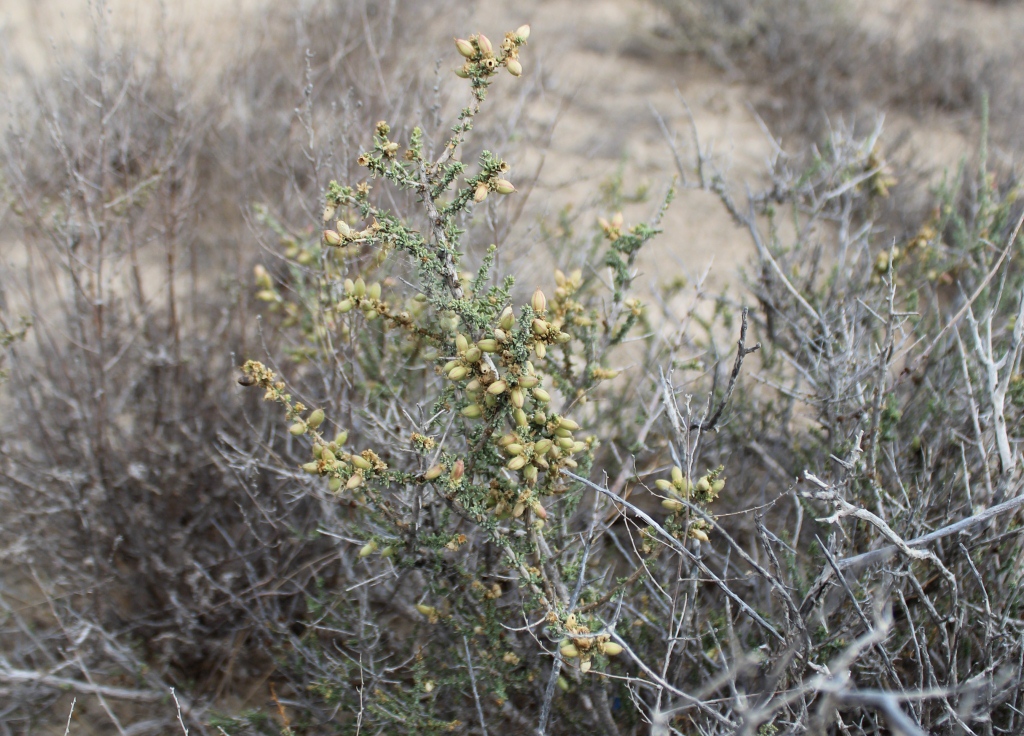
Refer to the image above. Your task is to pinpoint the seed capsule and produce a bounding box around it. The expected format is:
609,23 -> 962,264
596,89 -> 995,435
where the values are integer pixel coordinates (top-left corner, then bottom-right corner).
508,456 -> 527,470
323,229 -> 343,246
334,431 -> 349,445
533,388 -> 550,403
303,462 -> 320,474
523,464 -> 538,482
532,319 -> 548,336
346,473 -> 363,490
506,444 -> 524,456
321,448 -> 336,464
691,528 -> 710,543
477,34 -> 493,56
461,404 -> 483,418
353,278 -> 366,297
558,417 -> 581,431
532,289 -> 547,313
697,477 -> 711,493
416,603 -> 437,616
456,333 -> 470,353
499,307 -> 515,330
337,299 -> 354,313
368,282 -> 382,300
506,58 -> 522,77
344,278 -> 355,294
531,501 -> 547,519
655,479 -> 674,492
328,477 -> 342,492
518,375 -> 539,388
515,24 -> 531,41
350,455 -> 372,471
474,183 -> 489,202
671,466 -> 683,484
712,479 -> 726,493
307,409 -> 325,429
534,439 -> 553,455
448,365 -> 469,381
662,498 -> 684,512
494,179 -> 515,194
580,660 -> 591,673
602,642 -> 623,656
560,644 -> 579,658
535,343 -> 546,358
558,437 -> 575,450
463,347 -> 482,364
514,408 -> 529,427
289,422 -> 307,436
424,464 -> 444,480
359,541 -> 378,558
487,380 -> 508,395
455,38 -> 475,58
477,339 -> 499,352
511,387 -> 525,408
454,64 -> 470,78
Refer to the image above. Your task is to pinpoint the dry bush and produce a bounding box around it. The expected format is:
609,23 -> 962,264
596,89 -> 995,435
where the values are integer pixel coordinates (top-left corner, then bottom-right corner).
0,0 -> 454,730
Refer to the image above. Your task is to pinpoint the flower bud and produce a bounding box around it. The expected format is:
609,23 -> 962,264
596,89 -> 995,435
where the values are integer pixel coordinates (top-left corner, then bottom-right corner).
558,417 -> 581,431
487,380 -> 508,395
671,466 -> 683,485
344,278 -> 355,294
507,456 -> 527,471
571,441 -> 586,454
424,464 -> 444,480
515,24 -> 531,41
505,443 -> 524,456
454,64 -> 470,78
307,409 -> 325,429
531,501 -> 547,519
321,448 -> 336,464
416,603 -> 437,616
691,528 -> 710,543
510,387 -> 525,408
367,282 -> 382,300
289,422 -> 307,436
328,477 -> 343,492
461,404 -> 483,418
334,431 -> 349,445
506,58 -> 522,77
712,479 -> 726,493
380,546 -> 395,558
474,183 -> 489,202
558,437 -> 575,450
534,439 -> 553,455
254,265 -> 273,290
523,463 -> 538,482
532,388 -> 550,403
477,339 -> 499,353
302,461 -> 320,474
662,499 -> 684,512
451,459 -> 465,481
602,642 -> 623,656
532,319 -> 548,336
560,644 -> 579,658
697,477 -> 711,493
448,365 -> 469,381
534,411 -> 547,425
359,540 -> 378,558
517,375 -> 539,389
532,288 -> 547,313
455,38 -> 475,58
498,433 -> 517,446
494,179 -> 516,194
337,298 -> 354,313
499,307 -> 515,330
456,333 -> 470,353
535,343 -> 546,359
353,278 -> 366,297
514,408 -> 529,427
477,34 -> 493,56
324,229 -> 343,246
346,473 -> 363,490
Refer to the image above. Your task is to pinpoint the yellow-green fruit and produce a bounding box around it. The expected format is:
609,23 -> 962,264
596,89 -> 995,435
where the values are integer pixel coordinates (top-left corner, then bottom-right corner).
557,676 -> 569,692
516,24 -> 531,41
368,282 -> 382,300
454,64 -> 470,79
477,339 -> 499,352
662,498 -> 684,512
353,278 -> 366,297
571,441 -> 586,454
602,642 -> 623,656
307,409 -> 325,429
532,288 -> 547,313
523,464 -> 538,482
424,464 -> 444,480
346,474 -> 364,490
463,347 -> 482,363
455,38 -> 475,58
655,479 -> 674,492
456,333 -> 470,353
533,411 -> 547,425
554,428 -> 573,438
312,444 -> 323,458
323,229 -> 343,246
559,417 -> 581,431
302,462 -> 320,474
506,59 -> 522,77
712,479 -> 726,493
558,437 -> 575,450
499,308 -> 515,330
560,644 -> 579,658
498,433 -> 517,446
488,380 -> 508,395
321,448 -> 336,464
697,477 -> 711,493
328,477 -> 342,492
289,422 -> 307,436
334,430 -> 349,445
494,179 -> 516,194
351,455 -> 372,471
477,33 -> 493,56
533,388 -> 550,403
359,540 -> 378,558
344,278 -> 355,295
507,456 -> 527,471
532,319 -> 548,336
505,444 -> 524,456
535,342 -> 546,358
511,387 -> 525,408
337,298 -> 354,313
461,404 -> 482,418
691,528 -> 710,543
416,603 -> 437,616
380,546 -> 395,558
518,375 -> 539,388
671,466 -> 683,485
534,439 -> 553,455
448,365 -> 469,381
514,408 -> 529,427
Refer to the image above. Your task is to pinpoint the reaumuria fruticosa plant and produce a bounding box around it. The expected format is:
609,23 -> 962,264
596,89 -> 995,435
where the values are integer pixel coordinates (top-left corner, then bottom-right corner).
240,24 -> 736,733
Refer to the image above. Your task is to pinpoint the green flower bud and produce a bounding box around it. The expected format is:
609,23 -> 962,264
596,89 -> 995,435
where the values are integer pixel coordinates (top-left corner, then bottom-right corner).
712,479 -> 725,493
655,479 -> 674,492
507,456 -> 527,471
515,24 -> 531,41
560,644 -> 579,658
558,417 -> 581,431
510,387 -> 525,408
602,642 -> 623,656
662,498 -> 684,512
523,464 -> 538,482
535,342 -> 546,359
505,444 -> 524,456
307,409 -> 325,429
532,319 -> 548,336
424,464 -> 444,480
353,278 -> 366,297
534,439 -> 553,455
477,339 -> 499,352
455,38 -> 475,58
532,289 -> 547,313
487,380 -> 508,395
514,408 -> 529,427
494,179 -> 516,194
533,388 -> 550,403
518,375 -> 539,388
346,473 -> 363,490
289,422 -> 307,436
461,404 -> 483,418
328,477 -> 343,492
368,282 -> 382,300
334,431 -> 349,445
337,298 -> 354,313
671,466 -> 683,485
448,365 -> 469,381
463,347 -> 482,363
697,477 -> 711,493
456,333 -> 470,353
506,58 -> 522,77
359,540 -> 378,558
323,229 -> 343,246
499,307 -> 515,330
302,462 -> 321,474
351,455 -> 372,471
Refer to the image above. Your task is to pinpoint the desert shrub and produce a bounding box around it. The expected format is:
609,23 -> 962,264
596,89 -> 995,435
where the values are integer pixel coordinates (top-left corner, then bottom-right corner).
230,22 -> 1024,736
0,0 -> 454,730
